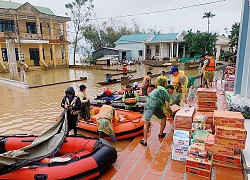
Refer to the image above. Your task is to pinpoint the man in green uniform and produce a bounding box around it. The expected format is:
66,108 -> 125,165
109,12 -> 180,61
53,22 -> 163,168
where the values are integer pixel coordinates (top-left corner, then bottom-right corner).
140,86 -> 173,146
122,84 -> 139,109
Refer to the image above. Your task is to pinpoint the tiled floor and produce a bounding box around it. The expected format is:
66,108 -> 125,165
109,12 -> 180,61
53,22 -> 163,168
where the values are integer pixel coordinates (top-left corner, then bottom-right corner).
100,82 -> 246,180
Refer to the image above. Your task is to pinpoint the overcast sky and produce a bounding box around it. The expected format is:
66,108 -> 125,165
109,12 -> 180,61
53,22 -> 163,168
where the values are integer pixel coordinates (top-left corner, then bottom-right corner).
14,0 -> 242,34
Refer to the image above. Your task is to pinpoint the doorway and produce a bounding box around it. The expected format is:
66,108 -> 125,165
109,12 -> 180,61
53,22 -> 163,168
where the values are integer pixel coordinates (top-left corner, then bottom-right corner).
29,48 -> 40,66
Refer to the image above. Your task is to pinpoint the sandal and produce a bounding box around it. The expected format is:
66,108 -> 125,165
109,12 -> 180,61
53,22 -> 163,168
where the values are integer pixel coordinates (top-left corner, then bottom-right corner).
140,139 -> 147,146
158,133 -> 166,138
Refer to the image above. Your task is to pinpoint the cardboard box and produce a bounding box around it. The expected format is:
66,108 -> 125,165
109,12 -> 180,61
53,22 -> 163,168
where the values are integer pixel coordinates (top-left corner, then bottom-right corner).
213,160 -> 242,170
215,125 -> 247,140
172,154 -> 186,162
174,121 -> 192,129
172,144 -> 189,156
213,110 -> 245,128
198,101 -> 217,107
197,96 -> 218,102
205,134 -> 234,156
186,156 -> 212,171
197,106 -> 218,112
215,135 -> 246,149
175,107 -> 195,119
185,166 -> 211,178
173,130 -> 190,146
188,143 -> 208,158
174,107 -> 195,129
212,152 -> 241,165
197,88 -> 217,95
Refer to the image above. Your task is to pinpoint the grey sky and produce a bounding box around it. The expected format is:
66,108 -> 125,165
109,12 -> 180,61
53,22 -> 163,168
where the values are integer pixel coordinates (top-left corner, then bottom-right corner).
15,0 -> 242,34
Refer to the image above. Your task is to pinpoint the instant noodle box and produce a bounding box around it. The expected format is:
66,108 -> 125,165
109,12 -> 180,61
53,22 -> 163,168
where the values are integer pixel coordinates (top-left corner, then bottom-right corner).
185,166 -> 211,178
213,110 -> 245,128
212,152 -> 241,165
214,135 -> 246,149
215,125 -> 247,140
186,156 -> 212,171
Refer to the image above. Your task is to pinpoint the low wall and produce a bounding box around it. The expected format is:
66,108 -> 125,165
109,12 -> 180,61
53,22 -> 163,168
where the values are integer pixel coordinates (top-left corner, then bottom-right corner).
0,78 -> 29,89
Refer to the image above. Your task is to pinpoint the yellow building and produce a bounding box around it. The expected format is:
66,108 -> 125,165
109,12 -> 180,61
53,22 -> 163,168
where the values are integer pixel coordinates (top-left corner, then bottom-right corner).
0,0 -> 70,70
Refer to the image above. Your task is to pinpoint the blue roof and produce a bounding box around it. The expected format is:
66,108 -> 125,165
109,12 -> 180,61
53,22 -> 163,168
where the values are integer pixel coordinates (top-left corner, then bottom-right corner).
150,33 -> 179,42
116,33 -> 150,43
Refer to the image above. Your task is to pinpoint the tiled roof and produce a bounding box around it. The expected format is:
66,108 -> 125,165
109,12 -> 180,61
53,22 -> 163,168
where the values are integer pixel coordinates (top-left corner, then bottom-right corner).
0,0 -> 54,15
150,33 -> 179,42
116,33 -> 150,43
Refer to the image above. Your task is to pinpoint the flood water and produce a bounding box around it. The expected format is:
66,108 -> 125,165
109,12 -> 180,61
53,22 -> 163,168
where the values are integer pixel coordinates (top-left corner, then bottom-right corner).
0,64 -> 198,153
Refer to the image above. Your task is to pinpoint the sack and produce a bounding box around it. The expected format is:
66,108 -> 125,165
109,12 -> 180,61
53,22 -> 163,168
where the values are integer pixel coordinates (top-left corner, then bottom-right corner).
124,98 -> 137,105
70,110 -> 80,115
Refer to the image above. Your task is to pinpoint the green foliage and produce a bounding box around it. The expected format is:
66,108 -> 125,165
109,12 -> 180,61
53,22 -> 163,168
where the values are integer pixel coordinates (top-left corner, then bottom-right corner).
81,20 -> 143,51
86,52 -> 102,65
228,22 -> 240,51
183,30 -> 217,57
65,0 -> 94,65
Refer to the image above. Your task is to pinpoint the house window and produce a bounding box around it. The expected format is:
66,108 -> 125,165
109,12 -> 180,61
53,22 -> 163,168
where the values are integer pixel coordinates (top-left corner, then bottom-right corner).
139,50 -> 143,57
0,20 -> 15,32
2,48 -> 8,61
155,45 -> 159,54
61,45 -> 65,59
15,48 -> 19,61
26,22 -> 37,34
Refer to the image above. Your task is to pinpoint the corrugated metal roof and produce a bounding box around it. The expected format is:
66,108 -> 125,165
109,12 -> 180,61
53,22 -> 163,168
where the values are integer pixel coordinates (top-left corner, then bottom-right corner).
0,0 -> 54,15
116,33 -> 150,43
150,33 -> 179,42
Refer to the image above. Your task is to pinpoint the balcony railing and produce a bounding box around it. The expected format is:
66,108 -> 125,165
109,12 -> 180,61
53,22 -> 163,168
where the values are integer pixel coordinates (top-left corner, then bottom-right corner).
0,32 -> 66,41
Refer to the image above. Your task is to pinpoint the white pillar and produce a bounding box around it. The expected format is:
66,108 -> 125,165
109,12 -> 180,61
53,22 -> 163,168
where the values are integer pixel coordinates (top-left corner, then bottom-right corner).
160,43 -> 163,61
176,43 -> 179,58
144,44 -> 147,60
171,42 -> 174,59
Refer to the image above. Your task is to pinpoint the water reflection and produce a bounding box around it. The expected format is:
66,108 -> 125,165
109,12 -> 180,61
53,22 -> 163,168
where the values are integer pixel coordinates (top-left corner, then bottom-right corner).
0,64 -> 198,136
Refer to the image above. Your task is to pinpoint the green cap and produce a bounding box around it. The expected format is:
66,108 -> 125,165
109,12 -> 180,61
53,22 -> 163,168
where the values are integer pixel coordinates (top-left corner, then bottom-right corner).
165,84 -> 174,90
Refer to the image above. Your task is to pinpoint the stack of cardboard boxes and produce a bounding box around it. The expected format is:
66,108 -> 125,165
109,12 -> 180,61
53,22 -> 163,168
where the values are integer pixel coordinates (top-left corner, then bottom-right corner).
172,130 -> 190,161
224,75 -> 235,91
205,110 -> 247,170
185,143 -> 212,178
197,88 -> 217,112
172,107 -> 195,161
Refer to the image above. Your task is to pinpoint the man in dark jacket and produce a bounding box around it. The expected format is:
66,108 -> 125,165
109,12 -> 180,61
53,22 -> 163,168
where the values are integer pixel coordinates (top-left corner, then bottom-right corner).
61,87 -> 81,136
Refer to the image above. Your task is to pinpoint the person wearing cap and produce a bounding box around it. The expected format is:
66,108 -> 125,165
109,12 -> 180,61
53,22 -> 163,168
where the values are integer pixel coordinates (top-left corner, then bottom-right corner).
140,86 -> 174,146
156,71 -> 168,87
61,87 -> 81,136
169,66 -> 188,106
200,53 -> 216,88
122,84 -> 139,109
97,101 -> 119,143
141,71 -> 153,96
77,85 -> 90,122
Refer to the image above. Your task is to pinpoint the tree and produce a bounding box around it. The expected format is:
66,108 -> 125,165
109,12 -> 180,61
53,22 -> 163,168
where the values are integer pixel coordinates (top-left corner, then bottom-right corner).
184,30 -> 217,57
81,20 -> 143,51
65,0 -> 94,65
228,22 -> 240,52
203,11 -> 215,33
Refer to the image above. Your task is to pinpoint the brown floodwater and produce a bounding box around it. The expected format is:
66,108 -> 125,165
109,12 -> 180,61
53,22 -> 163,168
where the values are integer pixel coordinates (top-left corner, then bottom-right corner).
0,64 -> 198,154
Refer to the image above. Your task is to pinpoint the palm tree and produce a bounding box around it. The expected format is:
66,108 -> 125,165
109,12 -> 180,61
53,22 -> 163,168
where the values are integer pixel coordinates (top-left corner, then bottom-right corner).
203,11 -> 216,33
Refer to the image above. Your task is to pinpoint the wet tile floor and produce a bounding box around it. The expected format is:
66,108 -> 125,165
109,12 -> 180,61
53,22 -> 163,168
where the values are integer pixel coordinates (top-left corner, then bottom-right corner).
100,82 -> 245,180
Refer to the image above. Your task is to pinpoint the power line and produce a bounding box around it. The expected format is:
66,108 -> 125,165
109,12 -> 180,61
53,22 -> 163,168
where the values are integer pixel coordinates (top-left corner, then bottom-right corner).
89,0 -> 226,20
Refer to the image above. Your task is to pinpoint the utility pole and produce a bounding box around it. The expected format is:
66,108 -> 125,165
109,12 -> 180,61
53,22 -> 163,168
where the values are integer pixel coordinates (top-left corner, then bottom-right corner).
15,14 -> 26,83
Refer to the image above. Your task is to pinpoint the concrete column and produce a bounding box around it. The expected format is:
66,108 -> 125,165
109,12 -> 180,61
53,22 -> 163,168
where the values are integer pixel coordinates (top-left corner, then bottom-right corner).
160,43 -> 164,61
64,44 -> 69,68
52,44 -> 56,67
36,16 -> 41,39
39,44 -> 43,62
143,44 -> 147,60
176,43 -> 179,58
63,22 -> 67,41
241,14 -> 250,97
50,19 -> 54,40
234,0 -> 249,94
171,42 -> 174,59
0,43 -> 3,66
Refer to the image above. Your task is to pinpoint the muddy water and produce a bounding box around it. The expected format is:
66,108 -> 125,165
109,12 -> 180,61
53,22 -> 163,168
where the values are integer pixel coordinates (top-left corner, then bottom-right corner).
0,64 -> 198,153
